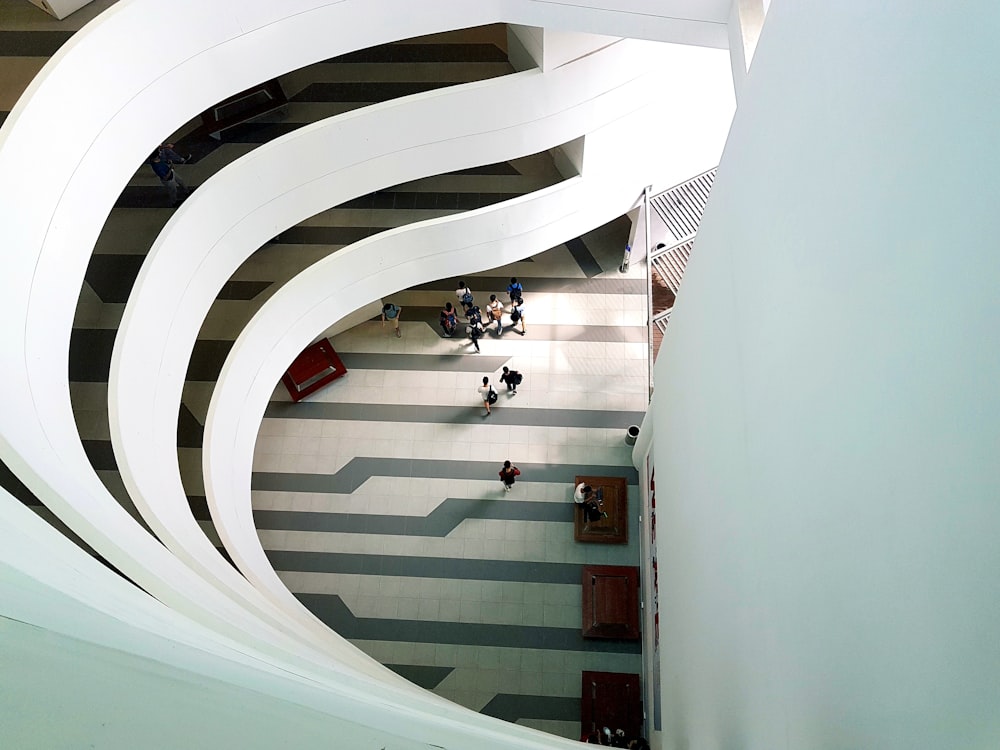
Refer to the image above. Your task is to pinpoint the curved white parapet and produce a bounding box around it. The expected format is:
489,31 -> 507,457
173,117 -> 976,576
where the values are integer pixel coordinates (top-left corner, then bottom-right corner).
0,490 -> 568,750
203,77 -> 734,612
110,35 -> 732,655
0,0 -> 733,745
0,0 -> 730,667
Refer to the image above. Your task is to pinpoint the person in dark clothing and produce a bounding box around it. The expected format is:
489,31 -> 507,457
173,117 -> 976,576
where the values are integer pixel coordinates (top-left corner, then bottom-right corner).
149,144 -> 189,206
499,366 -> 522,395
499,460 -> 520,492
439,302 -> 458,336
469,317 -> 484,352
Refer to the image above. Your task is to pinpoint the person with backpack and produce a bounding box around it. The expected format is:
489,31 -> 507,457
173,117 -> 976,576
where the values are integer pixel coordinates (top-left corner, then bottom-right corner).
500,365 -> 522,395
486,294 -> 504,336
506,277 -> 523,303
466,303 -> 482,326
508,296 -> 526,335
499,460 -> 521,492
468,316 -> 484,353
380,302 -> 402,337
456,280 -> 474,314
478,376 -> 498,415
439,302 -> 458,337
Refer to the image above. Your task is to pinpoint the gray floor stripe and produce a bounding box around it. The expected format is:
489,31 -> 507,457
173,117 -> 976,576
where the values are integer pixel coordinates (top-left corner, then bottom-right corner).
269,550 -> 585,583
385,664 -> 454,689
252,458 -> 639,494
299,593 -> 641,653
339,353 -> 509,372
564,238 -> 605,278
263,402 -> 645,429
480,694 -> 580,723
254,498 -> 574,536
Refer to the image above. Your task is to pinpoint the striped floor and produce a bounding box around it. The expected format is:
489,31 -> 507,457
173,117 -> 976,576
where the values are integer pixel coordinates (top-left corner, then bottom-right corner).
2,13 -> 650,740
252,223 -> 647,737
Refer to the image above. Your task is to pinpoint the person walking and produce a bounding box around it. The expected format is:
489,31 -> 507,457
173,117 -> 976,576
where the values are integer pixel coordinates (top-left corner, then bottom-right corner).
478,376 -> 497,415
486,294 -> 504,336
148,145 -> 189,207
499,460 -> 521,492
507,277 -> 523,303
381,302 -> 402,337
500,366 -> 522,395
509,296 -> 526,335
456,280 -> 474,314
439,302 -> 458,337
469,316 -> 484,352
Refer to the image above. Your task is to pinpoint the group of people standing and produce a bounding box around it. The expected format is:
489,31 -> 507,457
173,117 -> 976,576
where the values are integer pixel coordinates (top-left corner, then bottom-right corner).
442,277 -> 526,351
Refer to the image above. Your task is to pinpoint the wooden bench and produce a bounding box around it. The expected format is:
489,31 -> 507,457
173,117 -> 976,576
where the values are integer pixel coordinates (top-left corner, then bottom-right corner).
573,475 -> 628,544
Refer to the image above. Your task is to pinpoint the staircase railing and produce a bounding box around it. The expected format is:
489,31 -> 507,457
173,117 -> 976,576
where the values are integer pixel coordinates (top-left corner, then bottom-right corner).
645,168 -> 717,393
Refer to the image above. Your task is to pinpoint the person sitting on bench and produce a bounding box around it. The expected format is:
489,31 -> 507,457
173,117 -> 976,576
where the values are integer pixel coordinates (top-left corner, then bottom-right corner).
574,482 -> 607,521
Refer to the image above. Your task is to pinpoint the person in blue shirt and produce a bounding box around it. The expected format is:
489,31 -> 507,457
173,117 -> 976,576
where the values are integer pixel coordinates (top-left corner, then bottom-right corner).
148,144 -> 190,206
506,277 -> 523,303
381,302 -> 402,337
439,302 -> 458,337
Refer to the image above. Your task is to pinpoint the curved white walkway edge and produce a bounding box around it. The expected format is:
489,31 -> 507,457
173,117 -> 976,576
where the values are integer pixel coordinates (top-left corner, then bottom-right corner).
204,78 -> 734,608
0,492 -> 565,750
109,37 -> 709,654
0,0 -> 732,745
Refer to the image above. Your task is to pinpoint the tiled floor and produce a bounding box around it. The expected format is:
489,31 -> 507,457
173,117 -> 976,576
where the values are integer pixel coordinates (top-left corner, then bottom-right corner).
251,223 -> 649,738
2,10 -> 651,741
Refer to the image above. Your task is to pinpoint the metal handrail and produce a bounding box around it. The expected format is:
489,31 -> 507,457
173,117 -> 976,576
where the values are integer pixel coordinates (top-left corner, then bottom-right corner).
645,167 -> 718,379
649,234 -> 695,261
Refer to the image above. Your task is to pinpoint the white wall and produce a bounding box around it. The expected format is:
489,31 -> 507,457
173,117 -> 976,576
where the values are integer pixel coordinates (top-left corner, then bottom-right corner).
652,1 -> 1000,747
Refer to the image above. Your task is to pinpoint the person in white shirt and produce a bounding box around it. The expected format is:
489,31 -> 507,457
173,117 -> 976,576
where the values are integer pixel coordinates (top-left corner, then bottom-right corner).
477,376 -> 496,415
574,482 -> 606,521
456,280 -> 474,314
485,294 -> 504,336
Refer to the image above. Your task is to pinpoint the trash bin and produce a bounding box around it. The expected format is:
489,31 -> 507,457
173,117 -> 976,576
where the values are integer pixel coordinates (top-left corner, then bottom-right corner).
625,425 -> 640,446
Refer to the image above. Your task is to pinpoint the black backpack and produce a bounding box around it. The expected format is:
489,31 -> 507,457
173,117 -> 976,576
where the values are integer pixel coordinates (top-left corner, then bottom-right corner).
510,307 -> 521,322
487,387 -> 498,404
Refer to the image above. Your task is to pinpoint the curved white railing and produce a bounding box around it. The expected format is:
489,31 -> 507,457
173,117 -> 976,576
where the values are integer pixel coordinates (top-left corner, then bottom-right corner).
0,0 -> 733,745
109,35 -> 723,652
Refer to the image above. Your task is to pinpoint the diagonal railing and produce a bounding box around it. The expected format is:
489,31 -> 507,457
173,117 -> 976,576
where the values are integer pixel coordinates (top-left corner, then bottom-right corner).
646,168 -> 717,386
649,167 -> 716,245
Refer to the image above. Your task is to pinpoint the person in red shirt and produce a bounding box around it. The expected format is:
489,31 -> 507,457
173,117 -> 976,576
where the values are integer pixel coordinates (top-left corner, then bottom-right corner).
499,460 -> 520,492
